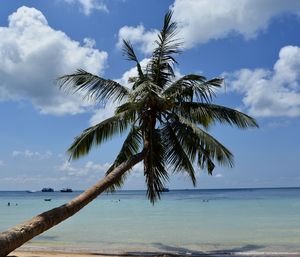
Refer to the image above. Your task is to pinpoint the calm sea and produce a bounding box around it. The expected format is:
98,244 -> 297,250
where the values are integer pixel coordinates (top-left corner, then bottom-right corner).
1,188 -> 300,255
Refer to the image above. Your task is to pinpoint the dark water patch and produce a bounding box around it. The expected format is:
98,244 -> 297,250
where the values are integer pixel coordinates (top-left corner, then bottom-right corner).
146,243 -> 265,256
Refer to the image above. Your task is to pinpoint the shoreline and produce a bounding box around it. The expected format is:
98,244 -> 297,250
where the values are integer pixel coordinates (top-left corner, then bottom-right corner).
10,249 -> 300,257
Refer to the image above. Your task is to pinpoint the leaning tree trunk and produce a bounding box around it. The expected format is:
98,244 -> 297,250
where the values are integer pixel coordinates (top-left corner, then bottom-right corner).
0,151 -> 145,257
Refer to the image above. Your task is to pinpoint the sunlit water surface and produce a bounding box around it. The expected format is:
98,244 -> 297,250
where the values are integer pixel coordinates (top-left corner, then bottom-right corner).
1,188 -> 300,255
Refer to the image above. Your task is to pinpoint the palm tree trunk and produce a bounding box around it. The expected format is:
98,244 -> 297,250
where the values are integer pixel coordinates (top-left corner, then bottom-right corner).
0,151 -> 145,257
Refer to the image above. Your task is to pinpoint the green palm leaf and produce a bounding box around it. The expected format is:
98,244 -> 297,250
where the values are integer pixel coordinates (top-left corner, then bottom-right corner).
68,111 -> 135,160
174,102 -> 259,128
129,80 -> 162,101
106,127 -> 143,192
163,74 -> 205,98
162,123 -> 196,185
170,114 -> 234,173
122,40 -> 144,79
58,69 -> 129,103
144,128 -> 168,204
147,11 -> 182,87
164,75 -> 222,102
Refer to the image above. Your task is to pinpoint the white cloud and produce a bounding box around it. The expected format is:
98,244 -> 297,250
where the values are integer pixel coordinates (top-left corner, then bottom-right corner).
171,0 -> 300,48
118,0 -> 300,53
63,0 -> 108,15
131,162 -> 143,178
0,6 -> 108,115
58,160 -> 110,176
226,45 -> 300,117
89,102 -> 116,126
214,173 -> 223,178
116,58 -> 150,87
1,175 -> 69,185
12,150 -> 53,159
117,25 -> 158,54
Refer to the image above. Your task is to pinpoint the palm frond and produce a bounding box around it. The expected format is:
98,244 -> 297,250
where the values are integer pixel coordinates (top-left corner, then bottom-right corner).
114,101 -> 143,116
147,10 -> 182,87
169,114 -> 234,173
162,123 -> 196,185
58,69 -> 129,103
105,127 -> 143,192
68,111 -> 135,160
168,119 -> 214,173
174,102 -> 258,128
163,75 -> 222,102
144,128 -> 168,204
122,40 -> 144,79
197,146 -> 216,175
129,80 -> 162,101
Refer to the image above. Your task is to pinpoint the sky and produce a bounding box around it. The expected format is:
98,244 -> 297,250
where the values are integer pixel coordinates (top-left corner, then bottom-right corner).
0,0 -> 300,191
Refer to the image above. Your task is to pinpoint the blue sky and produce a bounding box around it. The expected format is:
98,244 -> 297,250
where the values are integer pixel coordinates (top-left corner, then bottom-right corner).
0,0 -> 300,190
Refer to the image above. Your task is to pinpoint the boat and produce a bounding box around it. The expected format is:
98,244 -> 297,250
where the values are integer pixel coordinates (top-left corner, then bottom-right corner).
60,188 -> 73,192
44,198 -> 51,201
41,188 -> 54,192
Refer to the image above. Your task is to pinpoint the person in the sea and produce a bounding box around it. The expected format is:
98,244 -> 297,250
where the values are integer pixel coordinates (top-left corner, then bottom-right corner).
7,202 -> 10,206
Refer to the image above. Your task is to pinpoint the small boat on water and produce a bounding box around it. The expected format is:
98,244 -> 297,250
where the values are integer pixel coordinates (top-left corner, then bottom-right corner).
41,188 -> 54,192
44,198 -> 51,201
60,188 -> 73,192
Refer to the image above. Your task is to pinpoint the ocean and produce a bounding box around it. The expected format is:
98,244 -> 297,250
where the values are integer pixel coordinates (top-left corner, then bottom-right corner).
1,188 -> 300,255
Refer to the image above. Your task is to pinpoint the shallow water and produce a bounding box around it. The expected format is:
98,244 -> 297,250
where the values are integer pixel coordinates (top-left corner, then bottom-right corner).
1,188 -> 300,255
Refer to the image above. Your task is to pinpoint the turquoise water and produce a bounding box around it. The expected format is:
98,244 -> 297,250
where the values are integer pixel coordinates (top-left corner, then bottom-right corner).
1,188 -> 300,255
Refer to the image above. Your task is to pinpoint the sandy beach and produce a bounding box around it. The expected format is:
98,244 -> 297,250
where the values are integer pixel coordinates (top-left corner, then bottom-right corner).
10,250 -> 184,257
10,251 -> 99,257
9,250 -> 300,257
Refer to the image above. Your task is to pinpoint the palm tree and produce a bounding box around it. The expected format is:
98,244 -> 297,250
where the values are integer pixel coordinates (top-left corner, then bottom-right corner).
0,11 -> 257,256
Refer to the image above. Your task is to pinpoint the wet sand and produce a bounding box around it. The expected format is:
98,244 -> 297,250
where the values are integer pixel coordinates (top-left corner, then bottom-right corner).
9,250 -> 300,257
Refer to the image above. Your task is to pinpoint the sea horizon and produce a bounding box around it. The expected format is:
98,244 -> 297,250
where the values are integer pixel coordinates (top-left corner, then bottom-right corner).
2,186 -> 300,192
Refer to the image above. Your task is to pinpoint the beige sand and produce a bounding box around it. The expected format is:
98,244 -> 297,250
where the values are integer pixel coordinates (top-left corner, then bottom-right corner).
10,251 -> 175,257
10,251 -> 102,257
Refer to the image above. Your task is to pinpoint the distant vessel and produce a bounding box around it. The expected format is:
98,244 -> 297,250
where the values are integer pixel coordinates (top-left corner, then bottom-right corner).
41,188 -> 54,192
60,188 -> 73,192
44,198 -> 51,201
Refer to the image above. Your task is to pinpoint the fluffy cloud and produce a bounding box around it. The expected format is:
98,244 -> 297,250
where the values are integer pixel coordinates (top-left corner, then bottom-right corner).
116,58 -> 151,87
63,0 -> 108,15
0,6 -> 107,115
129,162 -> 144,178
226,45 -> 300,117
171,0 -> 300,48
117,25 -> 158,54
58,160 -> 110,176
118,0 -> 300,53
12,150 -> 53,159
89,102 -> 116,126
214,173 -> 223,178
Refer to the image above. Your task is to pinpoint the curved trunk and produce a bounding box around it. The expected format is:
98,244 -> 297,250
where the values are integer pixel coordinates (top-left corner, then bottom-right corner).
0,151 -> 145,257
